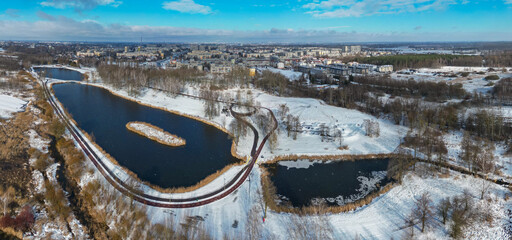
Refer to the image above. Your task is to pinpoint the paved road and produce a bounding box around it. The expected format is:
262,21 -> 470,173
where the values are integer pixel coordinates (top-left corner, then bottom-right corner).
42,79 -> 278,208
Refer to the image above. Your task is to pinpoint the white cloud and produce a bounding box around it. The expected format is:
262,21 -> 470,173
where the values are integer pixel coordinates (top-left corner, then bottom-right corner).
303,0 -> 462,18
40,0 -> 122,10
0,13 -> 510,43
162,0 -> 212,14
505,0 -> 512,4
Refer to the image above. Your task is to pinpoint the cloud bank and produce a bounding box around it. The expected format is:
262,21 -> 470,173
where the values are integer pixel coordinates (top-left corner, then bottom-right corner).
40,0 -> 122,11
0,12 -> 510,43
303,0 -> 465,18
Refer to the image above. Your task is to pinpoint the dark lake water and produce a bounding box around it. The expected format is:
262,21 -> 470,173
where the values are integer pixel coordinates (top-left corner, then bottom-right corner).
34,67 -> 83,81
267,159 -> 391,207
53,83 -> 239,189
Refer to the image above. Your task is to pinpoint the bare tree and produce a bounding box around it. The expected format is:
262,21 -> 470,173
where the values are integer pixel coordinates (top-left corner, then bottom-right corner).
333,129 -> 344,148
403,212 -> 416,240
387,148 -> 411,184
285,115 -> 301,140
412,192 -> 433,232
268,132 -> 278,153
278,104 -> 289,120
200,87 -> 220,120
437,197 -> 451,225
245,206 -> 262,240
450,191 -> 476,239
363,119 -> 380,137
319,123 -> 330,142
0,186 -> 16,216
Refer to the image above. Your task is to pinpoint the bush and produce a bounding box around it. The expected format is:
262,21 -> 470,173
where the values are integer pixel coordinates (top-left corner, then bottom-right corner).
48,119 -> 66,139
13,206 -> 34,232
44,180 -> 71,220
0,215 -> 15,228
0,205 -> 34,232
485,75 -> 500,81
33,153 -> 50,172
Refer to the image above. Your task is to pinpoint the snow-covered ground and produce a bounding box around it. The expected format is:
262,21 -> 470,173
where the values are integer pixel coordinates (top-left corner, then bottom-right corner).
32,66 -> 512,239
442,129 -> 512,182
259,67 -> 305,81
126,121 -> 186,147
278,159 -> 322,169
142,165 -> 511,240
78,82 -> 507,239
254,92 -> 406,157
0,94 -> 27,118
32,64 -> 91,75
321,169 -> 511,240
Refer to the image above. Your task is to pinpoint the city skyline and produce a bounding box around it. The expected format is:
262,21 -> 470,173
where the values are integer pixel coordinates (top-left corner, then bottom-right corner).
0,0 -> 511,42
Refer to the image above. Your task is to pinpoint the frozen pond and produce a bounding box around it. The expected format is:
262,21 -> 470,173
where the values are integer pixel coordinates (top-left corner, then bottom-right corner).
267,158 -> 391,207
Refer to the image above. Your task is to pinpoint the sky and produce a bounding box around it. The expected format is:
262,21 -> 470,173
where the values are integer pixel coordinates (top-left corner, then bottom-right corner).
0,0 -> 511,43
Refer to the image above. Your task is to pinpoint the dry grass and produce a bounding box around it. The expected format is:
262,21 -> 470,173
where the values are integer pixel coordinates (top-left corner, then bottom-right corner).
337,145 -> 349,150
166,161 -> 245,193
18,70 -> 37,82
0,227 -> 23,239
126,121 -> 186,147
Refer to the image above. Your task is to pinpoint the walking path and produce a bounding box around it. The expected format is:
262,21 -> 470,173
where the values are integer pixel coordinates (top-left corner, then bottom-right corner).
41,78 -> 277,208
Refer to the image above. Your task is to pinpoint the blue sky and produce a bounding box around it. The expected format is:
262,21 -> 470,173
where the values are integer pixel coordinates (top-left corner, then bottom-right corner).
0,0 -> 511,42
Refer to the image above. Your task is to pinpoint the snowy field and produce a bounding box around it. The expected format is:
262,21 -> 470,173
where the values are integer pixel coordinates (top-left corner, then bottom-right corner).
80,82 -> 508,239
33,66 -> 512,239
259,67 -> 304,81
0,94 -> 27,118
142,166 -> 511,240
253,92 -> 406,157
391,66 -> 512,95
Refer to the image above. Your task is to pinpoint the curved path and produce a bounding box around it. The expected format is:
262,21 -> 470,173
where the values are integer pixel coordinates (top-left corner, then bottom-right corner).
40,78 -> 278,208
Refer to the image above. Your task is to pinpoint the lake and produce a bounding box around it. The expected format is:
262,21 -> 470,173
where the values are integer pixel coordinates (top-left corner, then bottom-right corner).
53,83 -> 239,189
34,67 -> 83,81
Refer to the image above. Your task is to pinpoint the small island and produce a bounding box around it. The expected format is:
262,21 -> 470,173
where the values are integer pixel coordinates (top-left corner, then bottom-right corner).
126,121 -> 186,147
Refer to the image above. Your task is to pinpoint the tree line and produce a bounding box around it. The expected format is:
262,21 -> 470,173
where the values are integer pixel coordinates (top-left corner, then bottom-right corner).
346,53 -> 512,70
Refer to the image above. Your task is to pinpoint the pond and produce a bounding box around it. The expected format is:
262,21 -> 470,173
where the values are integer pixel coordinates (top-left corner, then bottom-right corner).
266,158 -> 391,207
34,67 -> 83,81
53,83 -> 239,189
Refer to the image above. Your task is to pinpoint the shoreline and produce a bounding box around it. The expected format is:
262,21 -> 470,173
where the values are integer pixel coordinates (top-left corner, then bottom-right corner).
48,80 -> 247,195
260,164 -> 396,215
